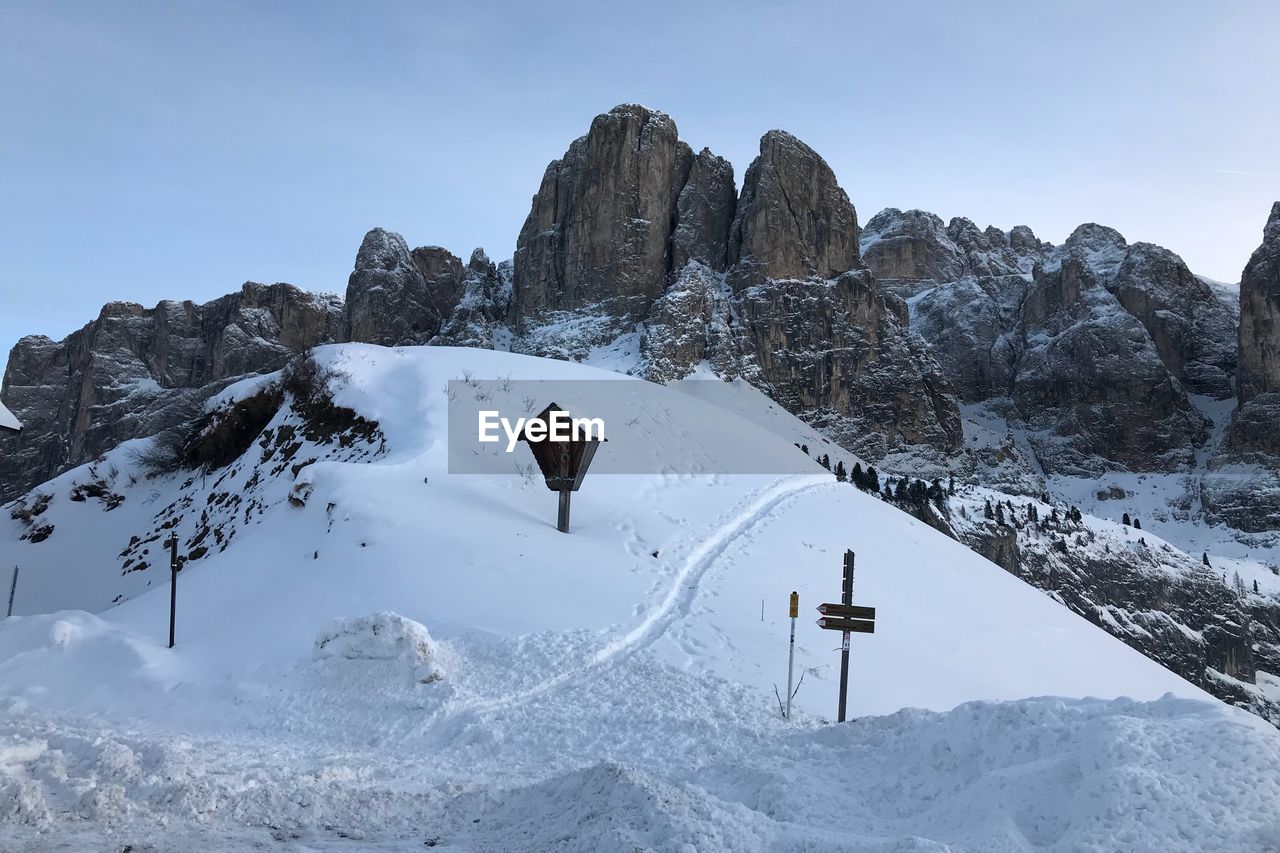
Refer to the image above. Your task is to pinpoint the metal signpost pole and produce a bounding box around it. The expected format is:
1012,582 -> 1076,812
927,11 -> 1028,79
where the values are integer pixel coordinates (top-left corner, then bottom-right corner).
786,590 -> 798,719
838,550 -> 854,723
6,566 -> 17,618
168,536 -> 178,649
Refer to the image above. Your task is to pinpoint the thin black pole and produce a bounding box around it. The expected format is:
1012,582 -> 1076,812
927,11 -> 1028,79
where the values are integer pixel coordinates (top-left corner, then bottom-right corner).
168,536 -> 178,649
837,549 -> 854,722
5,565 -> 17,618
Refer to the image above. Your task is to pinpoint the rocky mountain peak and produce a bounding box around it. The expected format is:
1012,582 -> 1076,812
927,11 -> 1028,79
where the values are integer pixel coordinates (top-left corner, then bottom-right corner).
727,129 -> 861,288
511,103 -> 695,324
345,230 -> 463,346
354,227 -> 413,273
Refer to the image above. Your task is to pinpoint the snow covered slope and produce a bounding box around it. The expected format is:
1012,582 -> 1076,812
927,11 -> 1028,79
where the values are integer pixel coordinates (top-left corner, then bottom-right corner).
2,344 -> 1278,850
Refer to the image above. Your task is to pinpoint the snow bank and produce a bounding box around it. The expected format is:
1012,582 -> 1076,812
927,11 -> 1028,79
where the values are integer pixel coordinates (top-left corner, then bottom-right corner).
2,694 -> 1277,850
0,612 -> 181,715
313,611 -> 444,684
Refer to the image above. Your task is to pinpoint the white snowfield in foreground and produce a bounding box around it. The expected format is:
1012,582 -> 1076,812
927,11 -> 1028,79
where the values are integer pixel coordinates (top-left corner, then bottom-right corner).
2,344 -> 1279,851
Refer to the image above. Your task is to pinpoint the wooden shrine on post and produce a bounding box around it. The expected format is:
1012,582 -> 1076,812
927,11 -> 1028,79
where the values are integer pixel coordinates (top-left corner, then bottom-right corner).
519,402 -> 604,533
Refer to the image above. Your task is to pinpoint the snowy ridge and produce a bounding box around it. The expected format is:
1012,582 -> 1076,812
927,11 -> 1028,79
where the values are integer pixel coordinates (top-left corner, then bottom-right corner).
2,344 -> 1279,849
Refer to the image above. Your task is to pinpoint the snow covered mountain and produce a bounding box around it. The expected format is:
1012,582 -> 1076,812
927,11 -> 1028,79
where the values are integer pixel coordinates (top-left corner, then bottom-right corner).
4,344 -> 1280,849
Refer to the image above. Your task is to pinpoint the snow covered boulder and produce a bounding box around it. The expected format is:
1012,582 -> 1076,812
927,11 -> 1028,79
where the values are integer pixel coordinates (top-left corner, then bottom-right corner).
312,611 -> 444,684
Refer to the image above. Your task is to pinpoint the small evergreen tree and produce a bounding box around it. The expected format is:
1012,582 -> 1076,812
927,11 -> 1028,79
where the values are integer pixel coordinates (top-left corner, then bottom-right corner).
1254,579 -> 1259,594
984,499 -> 994,520
995,503 -> 1006,526
801,444 -> 809,456
866,466 -> 880,493
948,474 -> 956,495
1133,517 -> 1141,530
851,462 -> 865,489
1122,512 -> 1131,526
818,453 -> 830,470
1202,552 -> 1211,567
834,460 -> 847,482
895,478 -> 909,503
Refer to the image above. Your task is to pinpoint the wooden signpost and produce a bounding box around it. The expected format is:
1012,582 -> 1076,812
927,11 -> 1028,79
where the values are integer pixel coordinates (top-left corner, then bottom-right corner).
519,403 -> 604,533
816,549 -> 875,722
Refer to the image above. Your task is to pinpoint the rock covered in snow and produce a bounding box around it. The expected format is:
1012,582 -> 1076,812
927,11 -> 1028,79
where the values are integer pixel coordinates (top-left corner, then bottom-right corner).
434,249 -> 512,350
1106,240 -> 1238,398
313,611 -> 444,684
344,228 -> 466,346
0,283 -> 344,500
640,262 -> 751,384
951,488 -> 1280,725
1013,225 -> 1208,475
860,207 -> 1049,298
910,220 -> 1231,476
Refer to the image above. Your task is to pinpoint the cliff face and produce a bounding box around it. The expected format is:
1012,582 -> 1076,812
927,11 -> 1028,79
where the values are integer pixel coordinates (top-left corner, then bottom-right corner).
1238,203 -> 1280,405
1204,203 -> 1280,532
860,208 -> 1048,299
511,105 -> 696,323
727,130 -> 861,289
905,217 -> 1240,477
0,284 -> 344,499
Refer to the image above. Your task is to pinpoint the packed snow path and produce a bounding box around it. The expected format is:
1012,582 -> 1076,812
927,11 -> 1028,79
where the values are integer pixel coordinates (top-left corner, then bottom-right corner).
449,475 -> 825,718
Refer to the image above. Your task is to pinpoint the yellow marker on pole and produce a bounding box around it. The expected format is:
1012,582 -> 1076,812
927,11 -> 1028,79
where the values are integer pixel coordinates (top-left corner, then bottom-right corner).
785,590 -> 798,719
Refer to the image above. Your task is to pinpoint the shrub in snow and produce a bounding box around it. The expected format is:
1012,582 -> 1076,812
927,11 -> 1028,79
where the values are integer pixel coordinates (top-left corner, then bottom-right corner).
312,611 -> 444,684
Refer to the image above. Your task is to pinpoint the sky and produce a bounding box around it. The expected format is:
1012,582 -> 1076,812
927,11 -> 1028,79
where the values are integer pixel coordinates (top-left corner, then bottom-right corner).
2,0 -> 1277,365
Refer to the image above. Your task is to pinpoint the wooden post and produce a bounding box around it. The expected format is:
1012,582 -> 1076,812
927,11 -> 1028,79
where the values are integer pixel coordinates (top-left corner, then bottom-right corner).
557,489 -> 571,533
838,550 -> 854,722
168,536 -> 179,649
5,566 -> 17,618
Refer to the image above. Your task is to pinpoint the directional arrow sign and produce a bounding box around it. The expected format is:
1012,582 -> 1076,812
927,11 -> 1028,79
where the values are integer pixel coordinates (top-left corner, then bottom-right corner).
816,603 -> 876,620
816,616 -> 875,634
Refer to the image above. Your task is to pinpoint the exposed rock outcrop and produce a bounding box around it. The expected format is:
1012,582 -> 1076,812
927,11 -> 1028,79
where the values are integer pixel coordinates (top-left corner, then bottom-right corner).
953,489 -> 1280,726
344,229 -> 464,346
727,131 -> 861,289
511,105 -> 694,323
1238,202 -> 1280,405
1106,241 -> 1237,398
908,219 -> 1230,476
1205,203 -> 1280,532
910,274 -> 1029,403
1014,226 -> 1207,474
860,208 -> 1049,298
670,149 -> 736,273
0,284 -> 344,499
736,270 -> 962,460
435,250 -> 512,350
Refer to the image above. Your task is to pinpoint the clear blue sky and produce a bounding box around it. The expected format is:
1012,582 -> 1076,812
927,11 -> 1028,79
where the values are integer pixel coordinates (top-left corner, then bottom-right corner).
2,0 -> 1277,364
